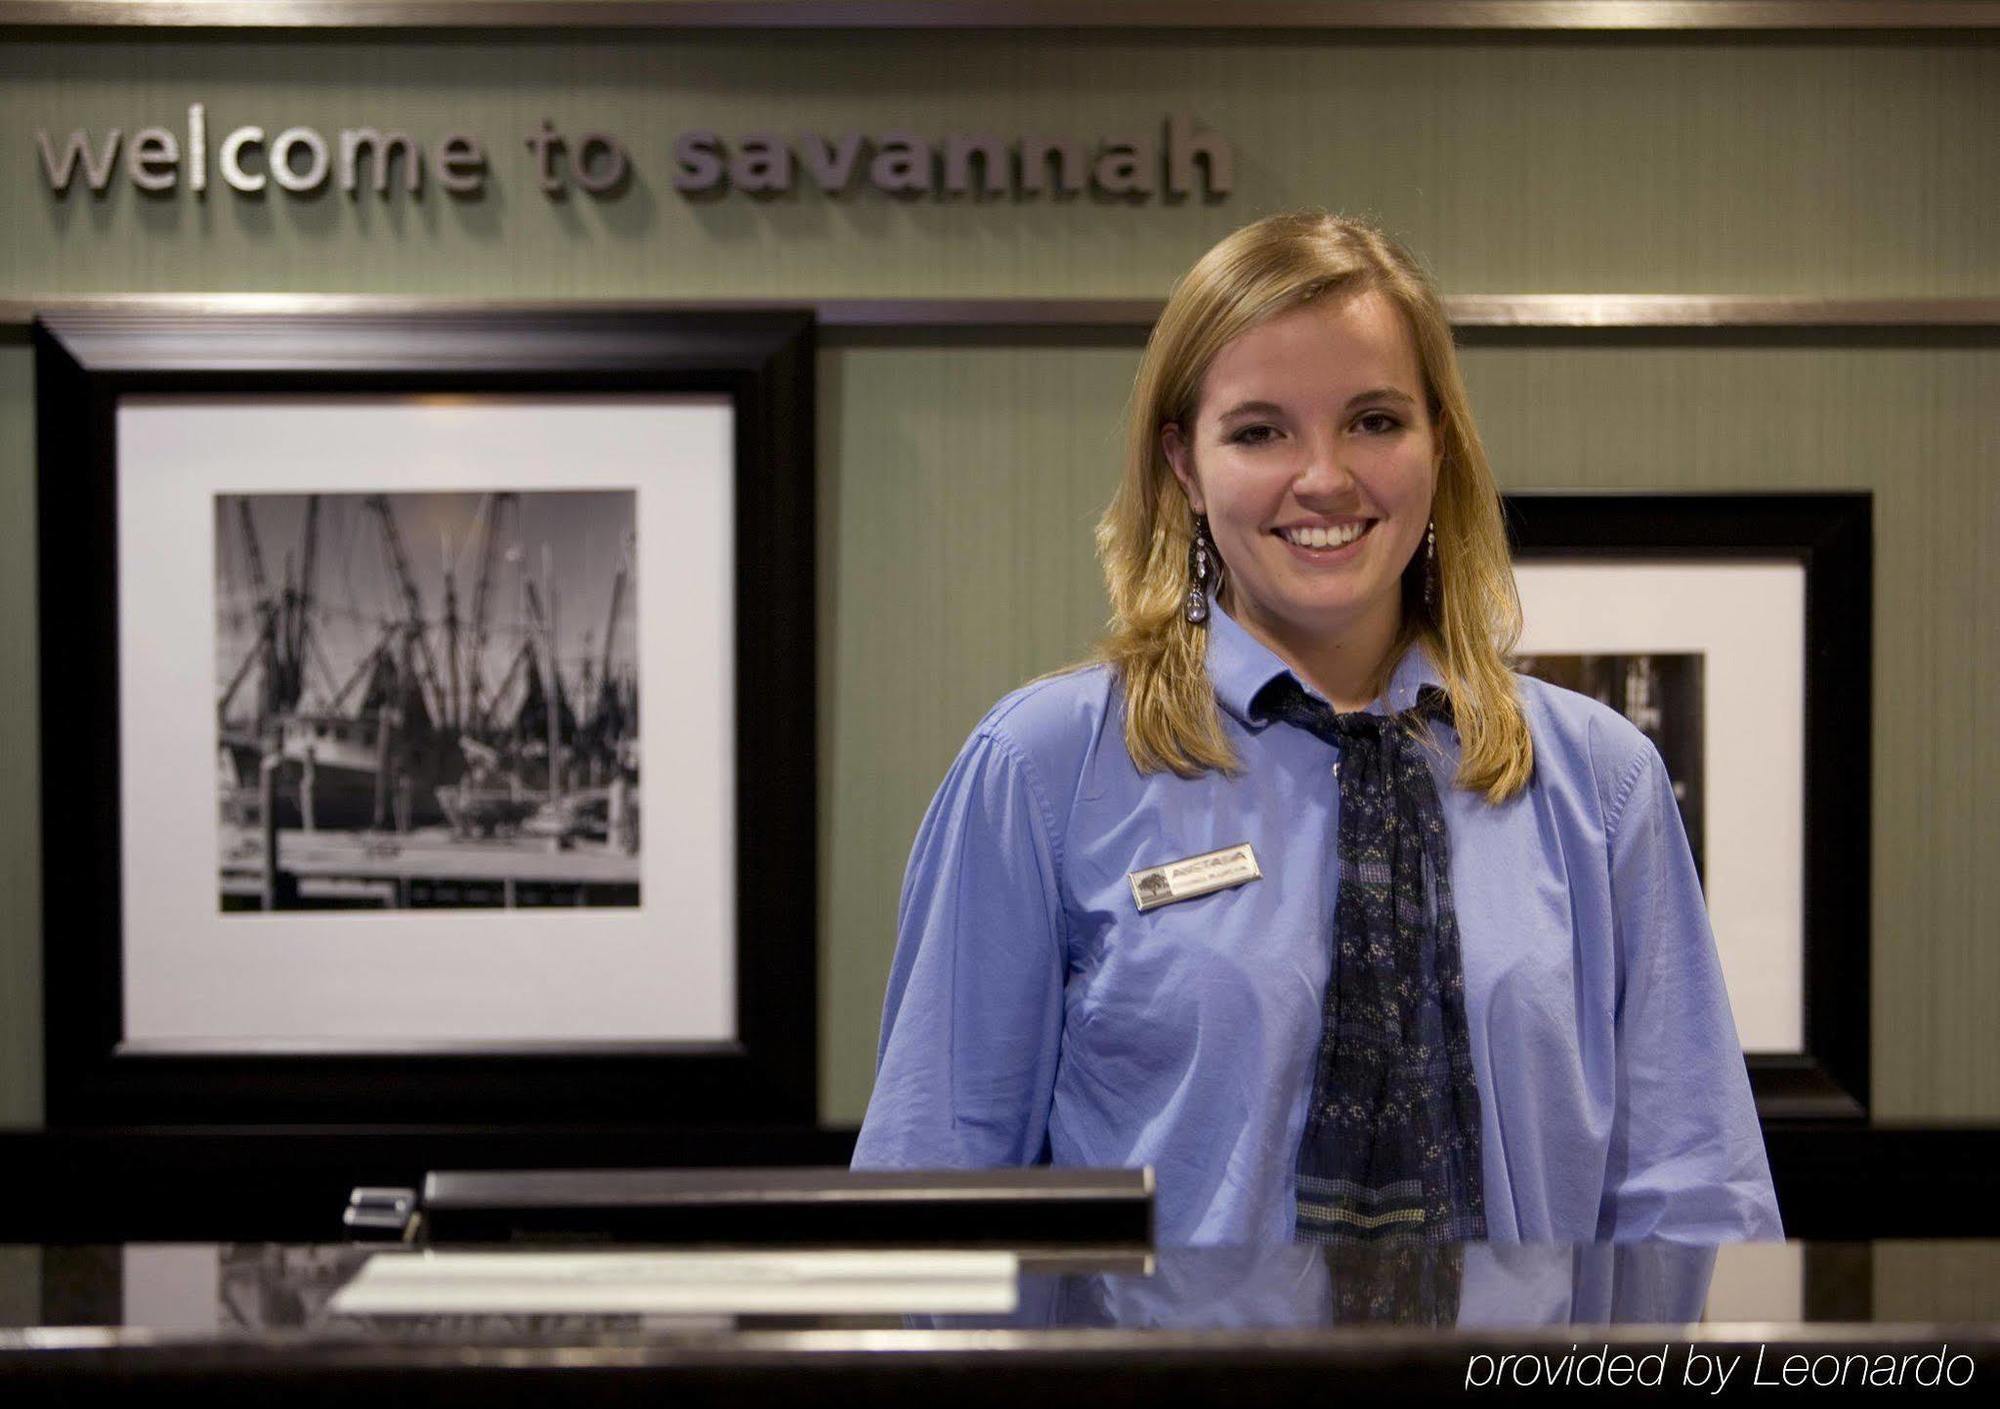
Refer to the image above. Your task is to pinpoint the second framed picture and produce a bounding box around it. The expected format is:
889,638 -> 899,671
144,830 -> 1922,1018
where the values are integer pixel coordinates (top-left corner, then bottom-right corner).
1504,492 -> 1872,1122
37,308 -> 818,1127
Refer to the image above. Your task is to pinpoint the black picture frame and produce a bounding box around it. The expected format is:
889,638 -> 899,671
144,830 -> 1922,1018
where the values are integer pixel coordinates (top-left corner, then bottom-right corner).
1503,491 -> 1871,1123
35,308 -> 818,1128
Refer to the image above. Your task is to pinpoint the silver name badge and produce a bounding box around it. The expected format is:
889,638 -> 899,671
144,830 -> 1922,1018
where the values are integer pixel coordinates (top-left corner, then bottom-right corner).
1128,843 -> 1262,912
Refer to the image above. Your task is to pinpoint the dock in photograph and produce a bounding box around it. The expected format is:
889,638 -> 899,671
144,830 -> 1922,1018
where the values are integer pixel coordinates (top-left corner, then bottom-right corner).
219,823 -> 640,910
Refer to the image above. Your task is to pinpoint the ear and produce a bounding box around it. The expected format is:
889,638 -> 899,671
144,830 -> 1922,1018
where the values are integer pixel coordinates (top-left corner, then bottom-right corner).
1161,421 -> 1205,515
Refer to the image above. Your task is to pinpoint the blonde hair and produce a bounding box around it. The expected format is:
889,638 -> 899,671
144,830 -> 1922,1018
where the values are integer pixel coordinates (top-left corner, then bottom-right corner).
1090,210 -> 1533,804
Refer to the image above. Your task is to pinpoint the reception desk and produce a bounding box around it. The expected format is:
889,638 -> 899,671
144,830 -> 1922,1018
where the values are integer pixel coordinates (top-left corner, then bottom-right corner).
5,1240 -> 1996,1404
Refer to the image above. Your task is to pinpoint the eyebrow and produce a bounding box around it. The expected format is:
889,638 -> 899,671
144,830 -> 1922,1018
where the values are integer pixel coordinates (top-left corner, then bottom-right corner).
1213,387 -> 1417,422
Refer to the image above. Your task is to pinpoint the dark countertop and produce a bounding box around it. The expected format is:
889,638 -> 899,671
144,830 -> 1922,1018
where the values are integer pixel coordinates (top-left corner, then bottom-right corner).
4,1241 -> 1997,1403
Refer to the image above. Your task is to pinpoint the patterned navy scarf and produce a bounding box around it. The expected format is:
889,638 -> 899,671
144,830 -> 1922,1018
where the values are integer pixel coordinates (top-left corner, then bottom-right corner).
1258,675 -> 1486,1244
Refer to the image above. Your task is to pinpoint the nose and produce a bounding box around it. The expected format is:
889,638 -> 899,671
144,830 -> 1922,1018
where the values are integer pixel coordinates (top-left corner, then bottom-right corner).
1292,431 -> 1361,503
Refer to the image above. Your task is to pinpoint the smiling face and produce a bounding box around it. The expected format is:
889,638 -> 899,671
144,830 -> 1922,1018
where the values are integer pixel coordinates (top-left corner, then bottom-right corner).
1162,288 -> 1439,676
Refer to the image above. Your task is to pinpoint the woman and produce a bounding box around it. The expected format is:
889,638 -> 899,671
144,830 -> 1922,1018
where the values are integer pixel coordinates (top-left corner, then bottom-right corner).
852,211 -> 1780,1245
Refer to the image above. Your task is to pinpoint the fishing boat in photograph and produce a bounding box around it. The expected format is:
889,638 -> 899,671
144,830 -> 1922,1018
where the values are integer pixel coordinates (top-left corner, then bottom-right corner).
215,488 -> 641,910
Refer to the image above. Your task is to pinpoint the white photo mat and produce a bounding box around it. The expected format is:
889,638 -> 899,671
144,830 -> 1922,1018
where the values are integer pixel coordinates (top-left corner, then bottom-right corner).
1512,559 -> 1805,1055
116,394 -> 737,1046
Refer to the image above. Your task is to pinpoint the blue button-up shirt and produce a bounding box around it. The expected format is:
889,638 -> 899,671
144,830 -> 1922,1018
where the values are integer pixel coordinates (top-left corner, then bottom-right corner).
853,601 -> 1782,1244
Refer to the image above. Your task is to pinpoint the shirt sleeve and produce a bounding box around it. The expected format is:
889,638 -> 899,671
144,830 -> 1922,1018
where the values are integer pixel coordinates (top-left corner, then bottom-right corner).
850,726 -> 1068,1169
1597,741 -> 1785,1241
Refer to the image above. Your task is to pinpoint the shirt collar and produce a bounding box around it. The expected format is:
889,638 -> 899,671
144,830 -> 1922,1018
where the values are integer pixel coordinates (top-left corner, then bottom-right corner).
1204,594 -> 1445,727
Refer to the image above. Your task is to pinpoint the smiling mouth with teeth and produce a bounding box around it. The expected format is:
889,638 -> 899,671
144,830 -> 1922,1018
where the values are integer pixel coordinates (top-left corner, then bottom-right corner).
1278,521 -> 1373,549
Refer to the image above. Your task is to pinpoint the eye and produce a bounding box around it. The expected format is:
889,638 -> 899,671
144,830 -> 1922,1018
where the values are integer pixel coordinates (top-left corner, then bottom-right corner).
1354,410 -> 1402,435
1228,423 -> 1280,446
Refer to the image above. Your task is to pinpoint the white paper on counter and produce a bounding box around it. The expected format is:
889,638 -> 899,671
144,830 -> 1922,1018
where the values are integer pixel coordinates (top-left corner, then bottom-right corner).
327,1249 -> 1021,1317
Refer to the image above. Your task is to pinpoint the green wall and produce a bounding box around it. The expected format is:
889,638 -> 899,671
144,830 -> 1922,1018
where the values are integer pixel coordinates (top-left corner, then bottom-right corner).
1,30 -> 1995,1129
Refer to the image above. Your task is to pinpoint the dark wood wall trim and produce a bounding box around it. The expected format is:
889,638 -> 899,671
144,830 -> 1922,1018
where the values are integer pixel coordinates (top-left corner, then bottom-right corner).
0,1124 -> 1995,1243
3,2 -> 1999,33
0,1127 -> 862,1242
1761,1125 -> 2000,1241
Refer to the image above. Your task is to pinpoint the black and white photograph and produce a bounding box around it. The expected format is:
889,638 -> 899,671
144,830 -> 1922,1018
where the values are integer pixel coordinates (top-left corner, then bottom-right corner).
214,490 -> 641,913
1514,651 -> 1706,878
36,308 -> 820,1125
110,389 -> 743,1055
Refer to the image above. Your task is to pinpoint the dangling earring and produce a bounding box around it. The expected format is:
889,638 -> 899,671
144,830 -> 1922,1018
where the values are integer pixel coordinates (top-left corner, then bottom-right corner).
1422,519 -> 1442,620
1184,515 -> 1214,625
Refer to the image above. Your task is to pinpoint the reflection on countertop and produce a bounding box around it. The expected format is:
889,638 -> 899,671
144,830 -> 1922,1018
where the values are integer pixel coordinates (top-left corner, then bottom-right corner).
2,1239 -> 1982,1334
